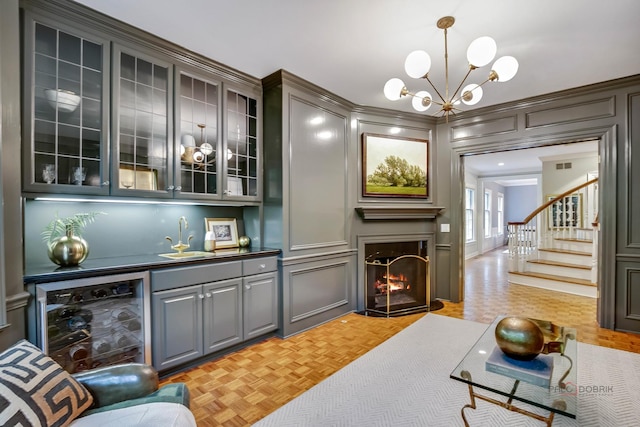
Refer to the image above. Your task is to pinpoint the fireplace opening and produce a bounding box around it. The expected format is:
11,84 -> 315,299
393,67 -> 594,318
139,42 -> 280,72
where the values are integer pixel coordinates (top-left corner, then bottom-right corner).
364,241 -> 430,317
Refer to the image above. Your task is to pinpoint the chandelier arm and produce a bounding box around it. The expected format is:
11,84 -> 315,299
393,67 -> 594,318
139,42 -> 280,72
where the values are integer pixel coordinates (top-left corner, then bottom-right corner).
449,67 -> 475,104
450,76 -> 492,105
423,74 -> 447,104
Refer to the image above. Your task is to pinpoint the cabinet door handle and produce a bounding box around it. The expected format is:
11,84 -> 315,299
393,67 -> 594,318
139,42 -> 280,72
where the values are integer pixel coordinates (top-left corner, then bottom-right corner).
198,294 -> 205,299
245,285 -> 251,290
259,264 -> 266,269
175,186 -> 182,191
167,185 -> 175,191
102,181 -> 110,186
205,292 -> 212,298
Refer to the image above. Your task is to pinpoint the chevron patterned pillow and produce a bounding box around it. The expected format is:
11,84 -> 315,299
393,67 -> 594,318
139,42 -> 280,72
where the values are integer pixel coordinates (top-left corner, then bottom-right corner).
0,339 -> 93,426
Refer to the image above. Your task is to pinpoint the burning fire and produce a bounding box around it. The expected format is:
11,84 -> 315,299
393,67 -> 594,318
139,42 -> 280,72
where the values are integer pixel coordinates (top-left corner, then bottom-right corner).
374,273 -> 411,294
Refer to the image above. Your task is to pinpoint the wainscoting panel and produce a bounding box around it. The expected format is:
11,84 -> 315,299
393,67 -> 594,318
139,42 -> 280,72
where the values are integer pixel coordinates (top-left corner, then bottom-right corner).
450,115 -> 517,142
616,262 -> 640,332
525,97 -> 615,129
628,93 -> 640,248
288,96 -> 349,252
279,251 -> 356,338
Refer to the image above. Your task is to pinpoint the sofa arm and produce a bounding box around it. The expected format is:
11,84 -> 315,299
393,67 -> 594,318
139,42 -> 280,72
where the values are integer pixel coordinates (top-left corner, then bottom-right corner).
79,383 -> 191,418
72,363 -> 159,408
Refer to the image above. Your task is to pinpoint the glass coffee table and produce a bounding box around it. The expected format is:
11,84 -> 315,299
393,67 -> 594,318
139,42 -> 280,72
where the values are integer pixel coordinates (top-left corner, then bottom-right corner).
450,315 -> 577,426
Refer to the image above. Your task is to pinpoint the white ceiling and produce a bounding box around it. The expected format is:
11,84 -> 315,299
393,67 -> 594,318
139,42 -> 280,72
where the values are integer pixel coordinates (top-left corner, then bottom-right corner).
74,0 -> 639,117
464,140 -> 599,185
71,0 -> 629,187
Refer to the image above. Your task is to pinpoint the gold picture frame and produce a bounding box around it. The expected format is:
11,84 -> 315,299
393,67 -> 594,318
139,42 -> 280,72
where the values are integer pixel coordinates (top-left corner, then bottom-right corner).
204,217 -> 239,248
118,166 -> 157,190
362,133 -> 429,198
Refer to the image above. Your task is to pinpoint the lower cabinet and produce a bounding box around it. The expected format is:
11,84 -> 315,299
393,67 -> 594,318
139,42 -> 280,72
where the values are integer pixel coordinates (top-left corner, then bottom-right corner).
243,272 -> 278,340
151,257 -> 278,371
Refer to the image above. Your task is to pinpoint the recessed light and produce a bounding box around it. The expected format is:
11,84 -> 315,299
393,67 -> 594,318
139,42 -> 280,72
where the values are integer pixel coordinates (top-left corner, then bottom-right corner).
498,162 -> 505,166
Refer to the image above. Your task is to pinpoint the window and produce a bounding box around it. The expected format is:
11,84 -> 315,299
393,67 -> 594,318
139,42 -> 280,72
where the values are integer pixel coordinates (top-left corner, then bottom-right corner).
497,193 -> 504,236
465,188 -> 475,242
484,190 -> 491,238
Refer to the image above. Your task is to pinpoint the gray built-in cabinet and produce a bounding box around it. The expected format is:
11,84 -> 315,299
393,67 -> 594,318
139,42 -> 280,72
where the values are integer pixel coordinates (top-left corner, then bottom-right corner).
151,258 -> 278,372
21,7 -> 261,202
22,18 -> 110,194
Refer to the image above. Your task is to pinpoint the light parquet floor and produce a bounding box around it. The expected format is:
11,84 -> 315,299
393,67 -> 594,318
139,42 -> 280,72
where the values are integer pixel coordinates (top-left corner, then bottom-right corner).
162,246 -> 640,426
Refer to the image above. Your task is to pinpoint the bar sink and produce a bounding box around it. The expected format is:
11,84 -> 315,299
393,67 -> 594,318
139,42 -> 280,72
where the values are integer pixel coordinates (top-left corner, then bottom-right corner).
158,251 -> 214,259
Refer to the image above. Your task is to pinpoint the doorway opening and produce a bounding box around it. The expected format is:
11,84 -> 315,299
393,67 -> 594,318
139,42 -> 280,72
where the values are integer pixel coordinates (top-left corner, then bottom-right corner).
459,139 -> 600,302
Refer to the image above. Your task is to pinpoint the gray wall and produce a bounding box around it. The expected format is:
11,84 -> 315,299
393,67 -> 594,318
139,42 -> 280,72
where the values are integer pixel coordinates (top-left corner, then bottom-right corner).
0,0 -> 28,350
505,185 -> 538,223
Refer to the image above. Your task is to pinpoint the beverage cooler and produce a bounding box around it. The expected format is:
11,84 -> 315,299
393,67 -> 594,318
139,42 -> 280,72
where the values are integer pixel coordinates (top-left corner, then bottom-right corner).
29,271 -> 151,374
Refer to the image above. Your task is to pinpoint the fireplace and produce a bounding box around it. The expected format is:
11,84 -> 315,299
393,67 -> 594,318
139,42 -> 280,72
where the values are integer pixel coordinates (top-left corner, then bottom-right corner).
364,241 -> 430,316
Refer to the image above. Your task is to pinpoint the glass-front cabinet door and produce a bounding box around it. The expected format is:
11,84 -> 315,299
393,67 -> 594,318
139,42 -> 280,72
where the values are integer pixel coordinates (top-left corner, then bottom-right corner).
112,46 -> 173,197
23,17 -> 109,194
175,69 -> 221,199
224,86 -> 261,201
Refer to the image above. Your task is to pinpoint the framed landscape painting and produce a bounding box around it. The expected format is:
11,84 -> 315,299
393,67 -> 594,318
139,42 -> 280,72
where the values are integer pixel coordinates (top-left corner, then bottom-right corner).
362,133 -> 429,198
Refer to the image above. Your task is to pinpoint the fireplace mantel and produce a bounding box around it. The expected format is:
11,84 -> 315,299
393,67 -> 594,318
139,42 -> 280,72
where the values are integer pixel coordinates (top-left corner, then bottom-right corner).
355,206 -> 445,220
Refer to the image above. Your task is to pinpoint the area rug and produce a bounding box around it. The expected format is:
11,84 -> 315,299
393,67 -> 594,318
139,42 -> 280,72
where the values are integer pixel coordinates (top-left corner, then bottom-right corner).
253,314 -> 640,426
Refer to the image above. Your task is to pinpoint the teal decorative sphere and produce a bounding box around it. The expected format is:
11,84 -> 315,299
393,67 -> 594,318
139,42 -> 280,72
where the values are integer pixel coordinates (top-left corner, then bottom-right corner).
238,236 -> 251,248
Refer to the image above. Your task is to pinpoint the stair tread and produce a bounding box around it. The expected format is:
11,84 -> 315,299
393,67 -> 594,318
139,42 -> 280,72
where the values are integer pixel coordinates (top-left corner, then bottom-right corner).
510,271 -> 596,286
554,237 -> 593,243
538,248 -> 592,257
527,259 -> 591,270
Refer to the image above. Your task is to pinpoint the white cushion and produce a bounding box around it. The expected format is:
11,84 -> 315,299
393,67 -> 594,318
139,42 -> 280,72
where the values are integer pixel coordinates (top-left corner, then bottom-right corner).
69,402 -> 196,427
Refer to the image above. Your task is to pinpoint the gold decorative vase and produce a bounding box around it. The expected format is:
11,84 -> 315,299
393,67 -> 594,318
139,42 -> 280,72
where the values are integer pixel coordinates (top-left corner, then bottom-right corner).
494,316 -> 545,360
47,227 -> 89,267
238,236 -> 251,248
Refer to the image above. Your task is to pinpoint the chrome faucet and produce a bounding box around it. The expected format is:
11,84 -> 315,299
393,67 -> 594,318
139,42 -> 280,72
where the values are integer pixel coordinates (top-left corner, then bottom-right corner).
165,216 -> 194,253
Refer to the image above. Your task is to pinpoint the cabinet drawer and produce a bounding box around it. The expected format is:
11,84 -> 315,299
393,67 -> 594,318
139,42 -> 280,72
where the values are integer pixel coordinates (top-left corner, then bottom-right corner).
243,257 -> 277,276
151,261 -> 242,292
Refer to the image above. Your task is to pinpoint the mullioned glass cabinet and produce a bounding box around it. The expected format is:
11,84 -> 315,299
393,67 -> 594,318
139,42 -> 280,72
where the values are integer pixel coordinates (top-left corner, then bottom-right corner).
21,7 -> 261,203
22,15 -> 110,195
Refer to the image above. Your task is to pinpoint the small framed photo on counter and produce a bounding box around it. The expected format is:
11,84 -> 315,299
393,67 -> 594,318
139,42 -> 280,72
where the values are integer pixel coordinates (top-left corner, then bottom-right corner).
204,218 -> 239,248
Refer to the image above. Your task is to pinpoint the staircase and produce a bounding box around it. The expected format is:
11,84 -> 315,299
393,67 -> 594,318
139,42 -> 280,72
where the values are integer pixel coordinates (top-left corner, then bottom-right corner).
507,178 -> 598,298
508,229 -> 597,298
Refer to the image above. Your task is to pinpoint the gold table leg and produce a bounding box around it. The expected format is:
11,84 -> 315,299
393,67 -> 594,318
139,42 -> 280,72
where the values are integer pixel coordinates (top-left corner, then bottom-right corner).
460,370 -> 566,427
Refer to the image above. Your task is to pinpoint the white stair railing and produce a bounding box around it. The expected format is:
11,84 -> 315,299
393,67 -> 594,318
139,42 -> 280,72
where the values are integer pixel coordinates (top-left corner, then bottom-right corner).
591,213 -> 599,284
508,178 -> 598,273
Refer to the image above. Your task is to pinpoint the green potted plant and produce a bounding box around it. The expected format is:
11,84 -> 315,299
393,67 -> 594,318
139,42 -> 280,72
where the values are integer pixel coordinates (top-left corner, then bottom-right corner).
42,211 -> 106,266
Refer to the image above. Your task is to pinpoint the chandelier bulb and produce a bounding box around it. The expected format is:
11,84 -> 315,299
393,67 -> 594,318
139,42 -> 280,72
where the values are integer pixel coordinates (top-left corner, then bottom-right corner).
384,78 -> 407,101
200,142 -> 214,156
461,84 -> 483,105
405,50 -> 431,79
192,150 -> 205,163
491,56 -> 519,82
467,36 -> 497,68
412,91 -> 432,112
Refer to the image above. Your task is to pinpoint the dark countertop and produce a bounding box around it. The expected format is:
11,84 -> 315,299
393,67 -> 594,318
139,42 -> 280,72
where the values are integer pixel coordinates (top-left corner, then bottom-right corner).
24,247 -> 281,284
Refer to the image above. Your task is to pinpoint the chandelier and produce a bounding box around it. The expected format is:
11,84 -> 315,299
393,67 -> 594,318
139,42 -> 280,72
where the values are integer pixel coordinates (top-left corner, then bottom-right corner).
181,124 -> 234,170
181,124 -> 214,169
383,16 -> 518,121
